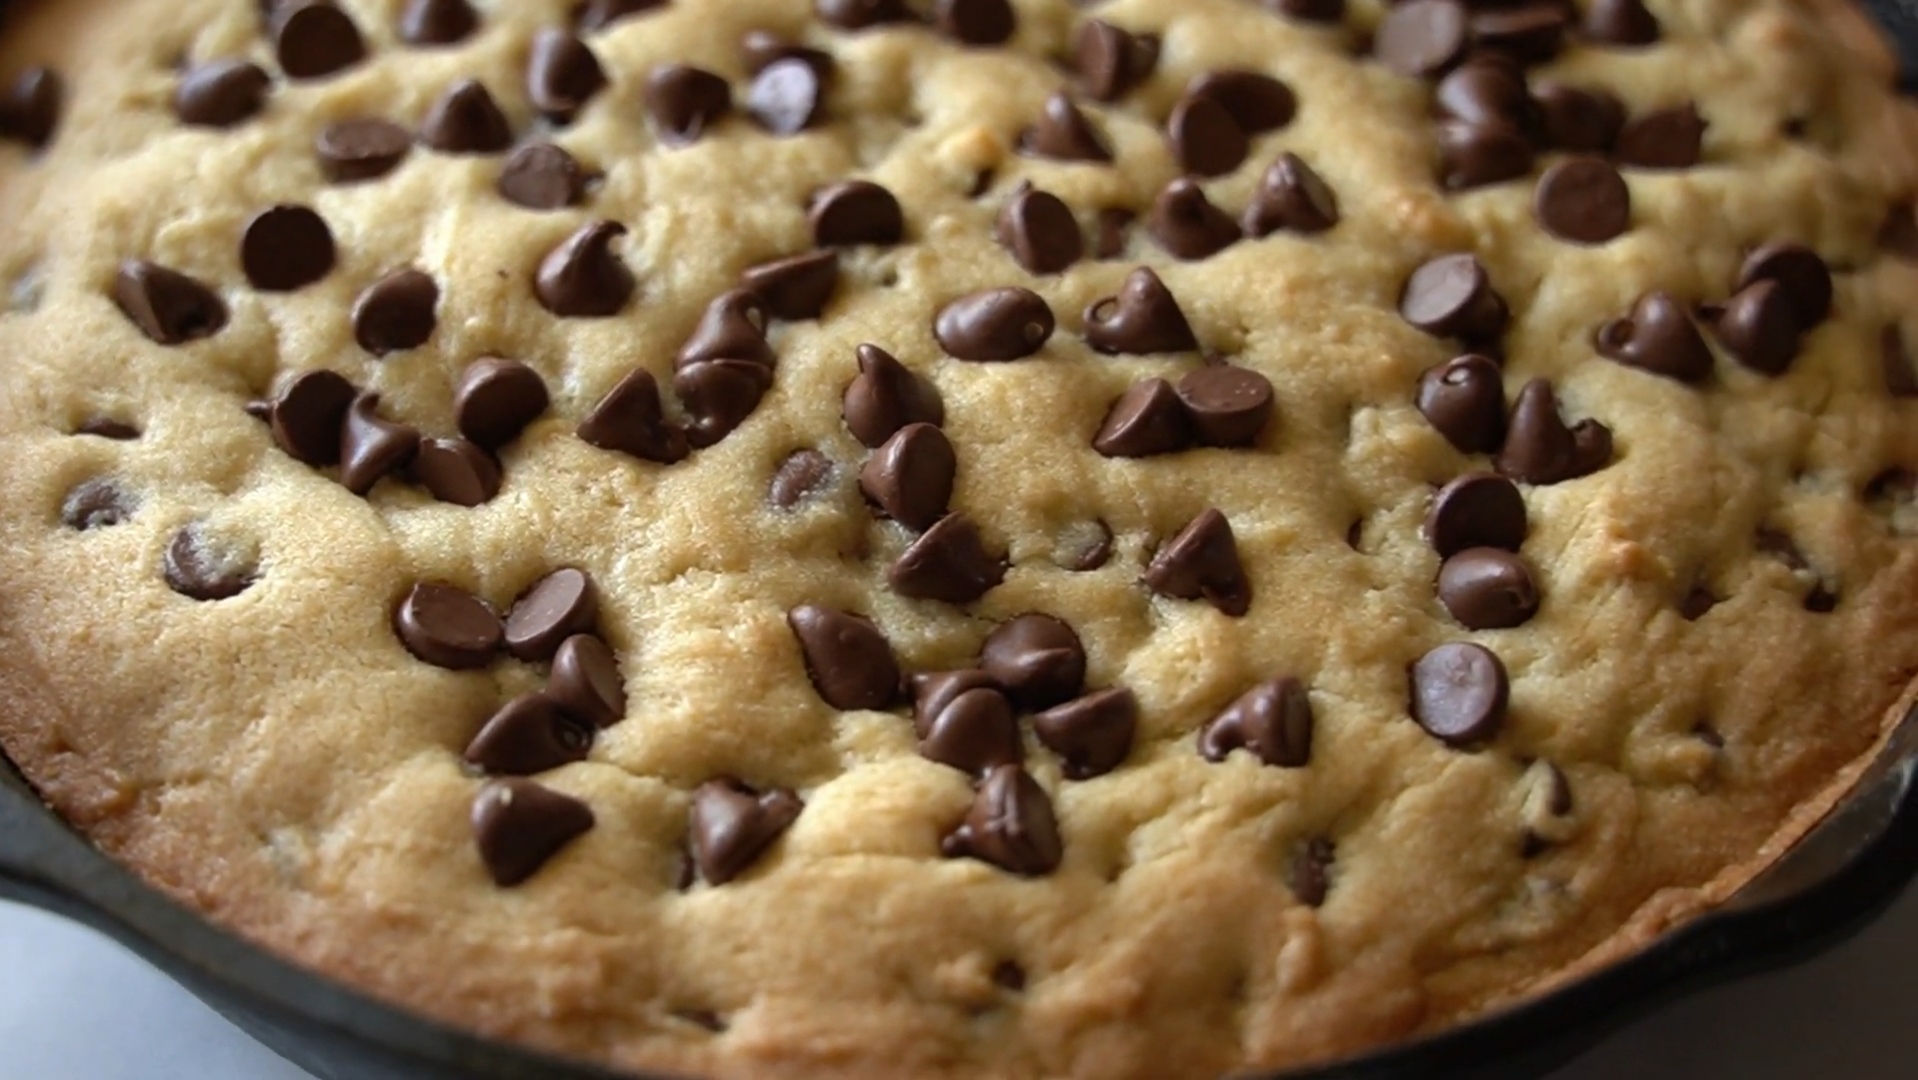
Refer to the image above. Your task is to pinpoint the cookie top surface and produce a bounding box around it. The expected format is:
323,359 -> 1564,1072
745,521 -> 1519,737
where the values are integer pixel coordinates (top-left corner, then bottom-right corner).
1,0 -> 1917,1076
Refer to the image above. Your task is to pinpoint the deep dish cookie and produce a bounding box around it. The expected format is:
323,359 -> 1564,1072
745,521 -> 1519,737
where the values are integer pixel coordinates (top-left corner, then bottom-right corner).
1,0 -> 1917,1077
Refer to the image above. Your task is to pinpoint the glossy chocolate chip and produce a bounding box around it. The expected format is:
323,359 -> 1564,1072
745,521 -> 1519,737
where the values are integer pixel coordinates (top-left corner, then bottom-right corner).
1595,290 -> 1712,382
1534,82 -> 1624,153
889,513 -> 1006,604
114,260 -> 228,345
843,344 -> 944,448
810,180 -> 904,247
1534,157 -> 1630,244
241,205 -> 336,291
690,778 -> 803,885
1192,71 -> 1296,137
1436,54 -> 1532,125
1736,243 -> 1831,332
273,1 -> 366,81
1399,254 -> 1507,342
747,57 -> 826,136
1176,367 -> 1274,447
1614,103 -> 1704,169
1376,0 -> 1468,78
399,0 -> 478,45
1075,20 -> 1158,101
1243,152 -> 1338,236
677,357 -> 774,449
394,582 -> 502,669
421,79 -> 513,153
646,64 -> 730,146
1148,178 -> 1240,260
1712,281 -> 1799,376
1583,0 -> 1658,45
578,369 -> 688,464
980,613 -> 1085,710
472,778 -> 593,886
935,0 -> 1014,44
1167,94 -> 1248,178
1019,93 -> 1111,162
677,290 -> 774,370
0,67 -> 60,147
456,358 -> 549,450
527,29 -> 606,123
1495,379 -> 1610,484
505,568 -> 599,662
788,605 -> 900,710
1411,642 -> 1509,746
1145,508 -> 1251,616
1417,354 -> 1505,453
61,479 -> 134,531
860,423 -> 956,531
996,183 -> 1083,275
1426,473 -> 1526,556
498,143 -> 590,210
414,437 -> 503,505
1093,378 -> 1194,458
741,250 -> 838,320
163,525 -> 256,601
466,692 -> 593,775
536,221 -> 634,317
1471,4 -> 1566,62
942,765 -> 1062,876
547,634 -> 625,728
815,0 -> 911,29
920,687 -> 1023,775
1438,119 -> 1533,190
1291,837 -> 1335,907
1084,267 -> 1197,354
911,670 -> 999,737
353,269 -> 438,353
934,287 -> 1055,361
269,369 -> 355,465
1093,209 -> 1135,260
1437,548 -> 1538,629
770,449 -> 836,508
1033,688 -> 1136,779
340,393 -> 421,495
576,0 -> 669,31
1200,677 -> 1312,767
174,60 -> 271,127
317,118 -> 411,182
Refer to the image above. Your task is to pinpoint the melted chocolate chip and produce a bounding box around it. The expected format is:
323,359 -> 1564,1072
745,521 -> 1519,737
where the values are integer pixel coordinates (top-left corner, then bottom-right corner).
1614,102 -> 1704,169
578,369 -> 688,464
241,205 -> 336,291
163,524 -> 256,601
1534,82 -> 1624,153
1438,548 -> 1539,629
1075,20 -> 1158,102
472,778 -> 594,886
1426,472 -> 1527,557
317,118 -> 412,182
996,183 -> 1084,275
980,614 -> 1085,711
935,0 -> 1015,45
1084,267 -> 1197,354
1410,642 -> 1509,746
1148,178 -> 1241,260
269,369 -> 356,465
1534,157 -> 1630,244
61,478 -> 134,530
420,79 -> 513,153
911,670 -> 998,736
273,1 -> 366,81
747,57 -> 827,136
414,437 -> 504,505
353,269 -> 438,353
1167,94 -> 1248,178
860,423 -> 956,531
843,344 -> 944,448
677,290 -> 775,369
1417,354 -> 1505,453
810,180 -> 904,247
549,634 -> 626,727
465,692 -> 594,775
394,582 -> 501,669
934,287 -> 1055,361
889,513 -> 1006,604
1583,0 -> 1659,46
1144,508 -> 1251,616
741,250 -> 839,320
690,778 -> 803,885
941,765 -> 1062,876
1093,378 -> 1194,458
1375,0 -> 1469,78
920,686 -> 1023,774
1735,243 -> 1831,332
1243,152 -> 1339,236
1020,92 -> 1111,162
788,605 -> 900,709
498,143 -> 590,210
505,568 -> 599,662
536,221 -> 634,317
1033,688 -> 1136,779
646,64 -> 731,146
1495,379 -> 1611,485
1177,367 -> 1274,447
456,358 -> 550,449
399,0 -> 479,46
174,60 -> 271,128
1595,290 -> 1712,382
527,29 -> 606,123
114,260 -> 228,345
1199,677 -> 1313,767
1712,280 -> 1800,376
0,67 -> 60,147
339,392 -> 421,495
1399,254 -> 1507,343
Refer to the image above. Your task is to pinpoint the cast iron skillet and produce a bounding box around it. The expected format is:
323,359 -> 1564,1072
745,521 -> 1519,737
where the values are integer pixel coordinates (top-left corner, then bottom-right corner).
4,4 -> 1918,1078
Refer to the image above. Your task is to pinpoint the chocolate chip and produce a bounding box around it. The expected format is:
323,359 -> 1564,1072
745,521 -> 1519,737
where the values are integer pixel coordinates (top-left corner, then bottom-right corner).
465,692 -> 593,776
163,524 -> 256,601
1426,473 -> 1526,557
174,60 -> 271,128
809,181 -> 904,247
690,778 -> 803,885
1144,508 -> 1251,616
269,369 -> 356,465
578,369 -> 689,464
1033,688 -> 1136,779
1149,179 -> 1241,260
394,583 -> 502,669
399,0 -> 478,46
1059,521 -> 1115,572
498,143 -> 590,210
505,568 -> 599,662
1735,243 -> 1831,332
1583,0 -> 1659,46
1437,119 -> 1534,190
317,118 -> 412,182
1885,326 -> 1918,398
1417,354 -> 1505,453
920,687 -> 1023,775
1188,70 -> 1297,134
860,423 -> 956,531
1495,379 -> 1610,484
576,0 -> 669,32
935,0 -> 1014,44
1438,548 -> 1539,629
1199,677 -> 1312,767
843,344 -> 944,448
1084,267 -> 1197,354
1712,280 -> 1800,376
1680,584 -> 1719,620
1176,367 -> 1274,447
746,57 -> 827,136
1093,209 -> 1134,260
1290,837 -> 1335,907
1093,378 -> 1194,458
548,634 -> 625,728
1410,642 -> 1509,746
646,64 -> 731,146
76,418 -> 139,440
453,358 -> 549,450
1399,254 -> 1508,343
1534,82 -> 1624,153
996,183 -> 1083,275
113,260 -> 228,345
1375,0 -> 1468,78
676,292 -> 772,373
414,437 -> 503,505
1268,0 -> 1345,22
527,29 -> 606,123
273,1 -> 366,81
1075,20 -> 1158,102
980,613 -> 1086,710
1019,92 -> 1112,162
1595,290 -> 1712,382
1436,56 -> 1534,128
1167,94 -> 1248,179
1878,200 -> 1918,261
740,30 -> 835,77
1614,102 -> 1704,169
340,393 -> 421,495
770,449 -> 835,508
0,67 -> 60,147
934,287 -> 1055,361
788,605 -> 900,709
1471,4 -> 1567,62
472,778 -> 593,886
992,961 -> 1026,991
741,250 -> 839,320
536,221 -> 634,317
61,478 -> 134,530
353,269 -> 438,353
241,204 -> 336,291
1534,157 -> 1629,244
420,79 -> 513,153
815,0 -> 911,29
911,670 -> 998,735
889,513 -> 1006,604
1243,152 -> 1339,236
676,359 -> 773,447
942,765 -> 1062,876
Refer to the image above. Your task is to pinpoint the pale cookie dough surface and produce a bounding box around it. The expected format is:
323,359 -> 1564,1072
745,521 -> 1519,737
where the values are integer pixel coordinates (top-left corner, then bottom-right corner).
1,0 -> 1917,1077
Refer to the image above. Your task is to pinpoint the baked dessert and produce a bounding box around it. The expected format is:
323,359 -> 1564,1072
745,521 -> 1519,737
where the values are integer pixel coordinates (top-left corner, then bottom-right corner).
0,0 -> 1915,1076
